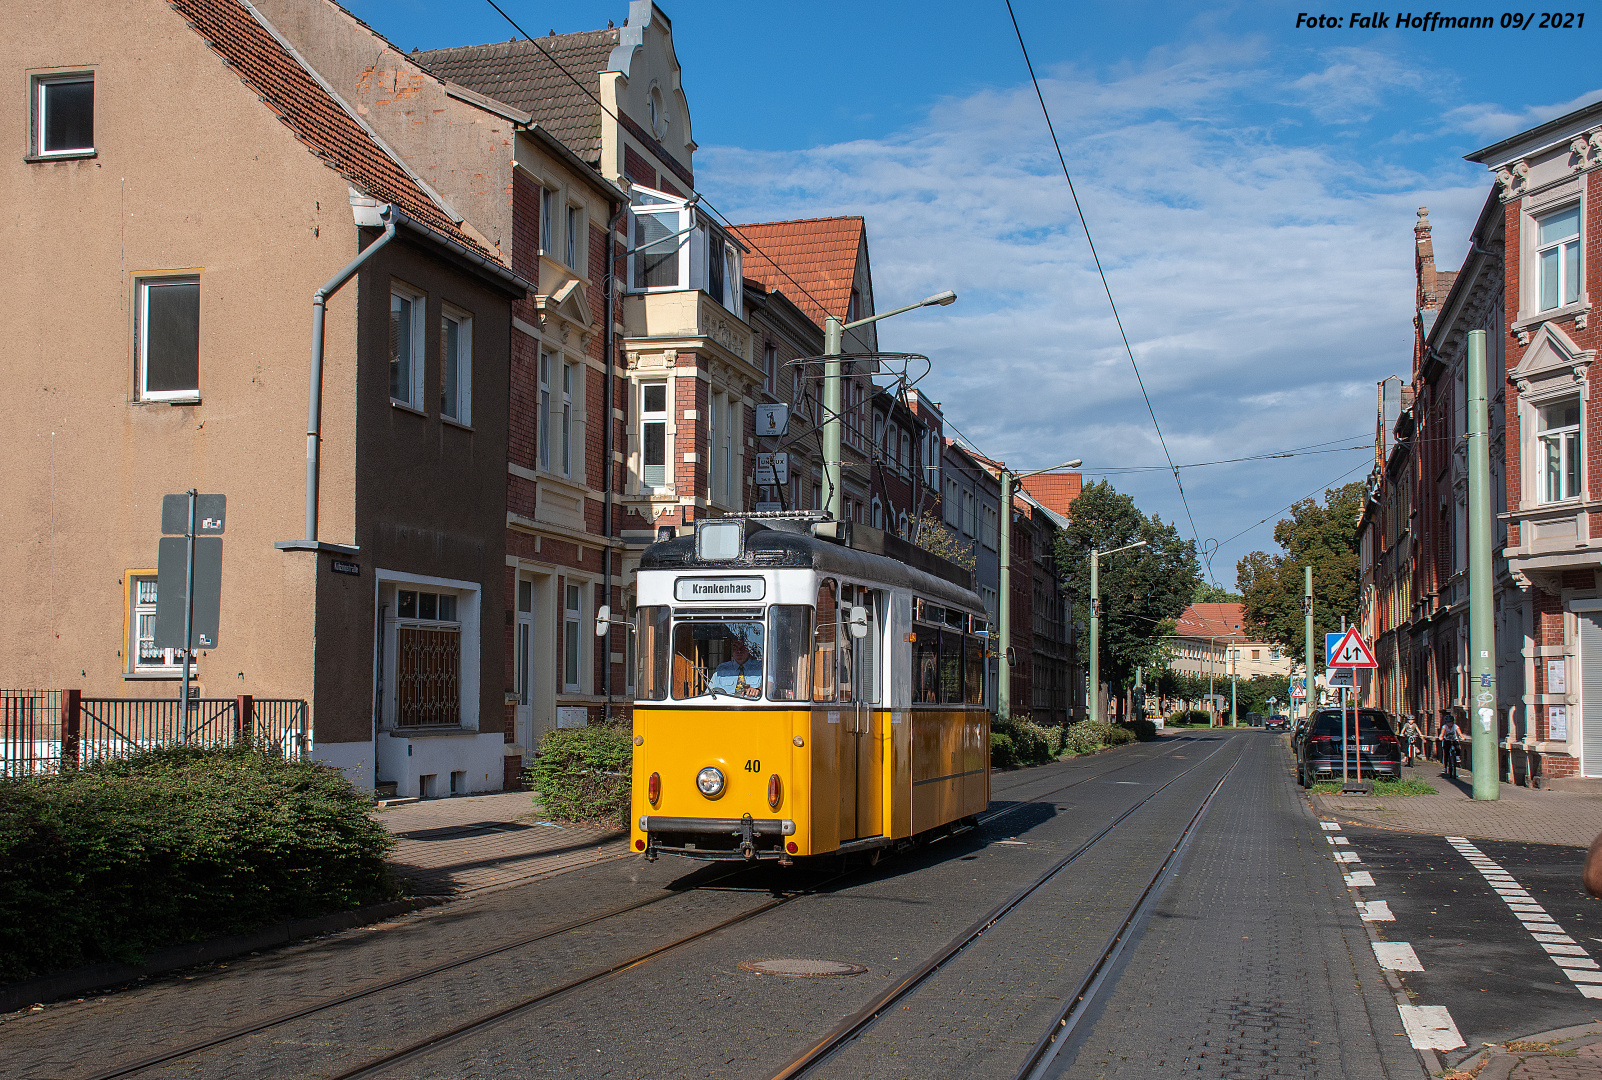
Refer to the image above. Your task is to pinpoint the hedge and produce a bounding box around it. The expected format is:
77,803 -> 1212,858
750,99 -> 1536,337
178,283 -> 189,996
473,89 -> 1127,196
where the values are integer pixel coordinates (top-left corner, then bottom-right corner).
524,725 -> 632,825
0,745 -> 396,983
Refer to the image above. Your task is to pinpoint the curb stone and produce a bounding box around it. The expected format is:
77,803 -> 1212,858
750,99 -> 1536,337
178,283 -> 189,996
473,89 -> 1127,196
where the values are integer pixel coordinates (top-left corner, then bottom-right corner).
1443,1023 -> 1602,1078
0,894 -> 446,1015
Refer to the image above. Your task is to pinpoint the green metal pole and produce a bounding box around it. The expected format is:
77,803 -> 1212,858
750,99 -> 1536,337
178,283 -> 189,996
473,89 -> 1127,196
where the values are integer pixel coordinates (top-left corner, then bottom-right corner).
1467,329 -> 1499,800
1304,565 -> 1314,719
1089,550 -> 1099,723
1231,639 -> 1238,727
999,470 -> 1014,721
823,317 -> 844,522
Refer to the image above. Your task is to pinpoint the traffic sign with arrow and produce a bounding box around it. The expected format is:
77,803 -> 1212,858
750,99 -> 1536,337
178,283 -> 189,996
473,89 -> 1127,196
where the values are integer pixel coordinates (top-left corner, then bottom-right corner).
1325,628 -> 1376,668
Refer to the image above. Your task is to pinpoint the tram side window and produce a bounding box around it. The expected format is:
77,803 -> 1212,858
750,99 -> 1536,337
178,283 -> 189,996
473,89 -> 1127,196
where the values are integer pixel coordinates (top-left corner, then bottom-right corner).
858,591 -> 880,704
672,619 -> 764,700
964,630 -> 984,704
837,584 -> 856,703
938,629 -> 963,703
636,605 -> 670,701
813,578 -> 838,701
767,605 -> 812,701
913,625 -> 939,704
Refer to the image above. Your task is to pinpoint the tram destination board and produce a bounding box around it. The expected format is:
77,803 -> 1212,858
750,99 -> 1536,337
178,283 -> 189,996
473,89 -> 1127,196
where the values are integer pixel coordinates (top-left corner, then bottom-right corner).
674,576 -> 766,602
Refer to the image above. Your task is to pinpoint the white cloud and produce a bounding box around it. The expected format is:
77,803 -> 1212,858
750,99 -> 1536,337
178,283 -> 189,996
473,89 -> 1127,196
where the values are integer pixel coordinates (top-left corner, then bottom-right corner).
1440,89 -> 1602,145
700,48 -> 1490,585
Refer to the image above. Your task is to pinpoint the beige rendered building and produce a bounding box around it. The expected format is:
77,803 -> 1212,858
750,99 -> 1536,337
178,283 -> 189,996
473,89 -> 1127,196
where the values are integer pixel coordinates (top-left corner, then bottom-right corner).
1169,603 -> 1295,692
5,0 -> 529,794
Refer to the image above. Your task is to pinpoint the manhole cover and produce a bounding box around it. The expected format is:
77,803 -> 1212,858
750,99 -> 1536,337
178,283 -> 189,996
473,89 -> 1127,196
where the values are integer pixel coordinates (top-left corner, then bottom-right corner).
738,959 -> 866,977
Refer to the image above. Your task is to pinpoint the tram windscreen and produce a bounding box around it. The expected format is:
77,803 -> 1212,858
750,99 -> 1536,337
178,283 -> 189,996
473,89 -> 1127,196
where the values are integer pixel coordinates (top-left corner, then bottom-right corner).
767,605 -> 812,701
636,605 -> 670,700
671,620 -> 764,700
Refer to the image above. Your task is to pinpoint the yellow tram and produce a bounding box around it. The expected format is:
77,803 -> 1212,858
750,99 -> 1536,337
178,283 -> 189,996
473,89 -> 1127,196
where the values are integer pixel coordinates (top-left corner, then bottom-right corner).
629,514 -> 990,863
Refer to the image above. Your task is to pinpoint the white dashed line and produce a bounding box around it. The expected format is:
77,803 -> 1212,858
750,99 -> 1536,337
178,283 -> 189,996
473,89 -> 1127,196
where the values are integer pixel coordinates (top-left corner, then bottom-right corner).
1327,835 -> 1350,845
1344,871 -> 1376,887
1321,821 -> 1341,831
1333,850 -> 1361,863
1446,837 -> 1601,997
1358,900 -> 1394,921
1398,1005 -> 1465,1050
1373,941 -> 1423,971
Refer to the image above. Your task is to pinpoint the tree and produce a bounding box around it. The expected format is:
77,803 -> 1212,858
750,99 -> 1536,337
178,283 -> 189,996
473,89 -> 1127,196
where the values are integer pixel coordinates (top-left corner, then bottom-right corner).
1236,481 -> 1364,673
1056,481 -> 1201,706
1193,581 -> 1242,603
912,511 -> 976,572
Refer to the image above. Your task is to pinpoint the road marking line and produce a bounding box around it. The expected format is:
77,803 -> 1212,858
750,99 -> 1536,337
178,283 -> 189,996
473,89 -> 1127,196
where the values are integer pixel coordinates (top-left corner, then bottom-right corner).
1577,986 -> 1602,999
1345,871 -> 1376,887
1321,821 -> 1341,830
1563,968 -> 1602,982
1544,944 -> 1591,956
1534,933 -> 1576,944
1327,836 -> 1350,845
1333,850 -> 1361,863
1557,957 -> 1602,969
1373,942 -> 1423,971
1359,900 -> 1395,921
1398,1005 -> 1465,1050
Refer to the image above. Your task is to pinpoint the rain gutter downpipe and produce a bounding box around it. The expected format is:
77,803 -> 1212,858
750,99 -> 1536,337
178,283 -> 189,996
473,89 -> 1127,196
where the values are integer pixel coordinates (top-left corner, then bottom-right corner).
602,199 -> 624,722
306,204 -> 397,542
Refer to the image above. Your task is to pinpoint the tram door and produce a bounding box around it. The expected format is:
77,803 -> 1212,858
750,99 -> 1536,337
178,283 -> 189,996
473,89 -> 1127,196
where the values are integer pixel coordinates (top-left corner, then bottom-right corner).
837,584 -> 883,840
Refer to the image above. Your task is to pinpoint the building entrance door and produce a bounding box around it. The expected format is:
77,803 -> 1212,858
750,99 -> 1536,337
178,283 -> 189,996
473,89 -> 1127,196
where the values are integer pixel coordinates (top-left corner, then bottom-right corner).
515,578 -> 536,750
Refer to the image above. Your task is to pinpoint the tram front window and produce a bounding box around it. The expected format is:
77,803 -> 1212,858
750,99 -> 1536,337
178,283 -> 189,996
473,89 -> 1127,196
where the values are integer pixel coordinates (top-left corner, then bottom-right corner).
672,620 -> 764,700
767,605 -> 813,701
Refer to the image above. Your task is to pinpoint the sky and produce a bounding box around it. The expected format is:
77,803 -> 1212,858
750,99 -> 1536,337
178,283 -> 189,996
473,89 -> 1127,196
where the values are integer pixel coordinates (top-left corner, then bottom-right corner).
348,0 -> 1601,588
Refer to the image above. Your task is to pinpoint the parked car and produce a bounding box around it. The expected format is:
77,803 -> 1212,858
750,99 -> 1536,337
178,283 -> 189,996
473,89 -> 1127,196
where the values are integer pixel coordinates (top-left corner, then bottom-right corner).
1290,716 -> 1311,757
1296,709 -> 1401,786
1265,714 -> 1290,732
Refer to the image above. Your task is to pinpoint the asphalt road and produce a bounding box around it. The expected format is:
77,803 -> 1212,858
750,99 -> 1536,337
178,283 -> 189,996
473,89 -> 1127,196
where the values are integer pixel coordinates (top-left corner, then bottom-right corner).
0,730 -> 1453,1080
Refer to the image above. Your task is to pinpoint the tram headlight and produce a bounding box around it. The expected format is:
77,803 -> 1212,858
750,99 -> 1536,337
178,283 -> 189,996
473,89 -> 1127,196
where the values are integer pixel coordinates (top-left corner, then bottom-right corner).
696,766 -> 726,798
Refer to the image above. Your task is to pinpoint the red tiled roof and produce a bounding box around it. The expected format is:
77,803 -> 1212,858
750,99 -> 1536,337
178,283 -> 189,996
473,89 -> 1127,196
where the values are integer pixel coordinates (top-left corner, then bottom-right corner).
732,217 -> 865,330
1174,603 -> 1248,639
1019,473 -> 1082,520
414,31 -> 618,164
170,0 -> 487,255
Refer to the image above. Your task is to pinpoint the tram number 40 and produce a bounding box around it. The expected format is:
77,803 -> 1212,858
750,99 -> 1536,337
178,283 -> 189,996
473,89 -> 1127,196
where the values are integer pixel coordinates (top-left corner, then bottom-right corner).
744,759 -> 761,773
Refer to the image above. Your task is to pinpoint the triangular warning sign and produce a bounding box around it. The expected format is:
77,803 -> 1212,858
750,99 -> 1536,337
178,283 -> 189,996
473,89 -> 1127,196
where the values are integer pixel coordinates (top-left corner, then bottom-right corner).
1327,627 -> 1376,668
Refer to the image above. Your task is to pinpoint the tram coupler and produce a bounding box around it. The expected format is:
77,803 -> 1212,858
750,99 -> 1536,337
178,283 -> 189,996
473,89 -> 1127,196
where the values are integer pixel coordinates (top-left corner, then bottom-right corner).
644,837 -> 659,862
739,813 -> 756,861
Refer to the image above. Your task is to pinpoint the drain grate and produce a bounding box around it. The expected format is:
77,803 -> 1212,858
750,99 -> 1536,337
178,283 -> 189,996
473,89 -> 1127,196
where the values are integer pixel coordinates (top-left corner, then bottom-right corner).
738,959 -> 866,977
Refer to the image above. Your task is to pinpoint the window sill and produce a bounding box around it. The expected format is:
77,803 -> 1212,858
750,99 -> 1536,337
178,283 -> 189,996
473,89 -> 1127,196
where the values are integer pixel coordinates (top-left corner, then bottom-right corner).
122,671 -> 182,681
390,400 -> 427,418
1513,298 -> 1591,333
136,396 -> 202,406
386,726 -> 477,738
25,150 -> 96,163
442,416 -> 473,432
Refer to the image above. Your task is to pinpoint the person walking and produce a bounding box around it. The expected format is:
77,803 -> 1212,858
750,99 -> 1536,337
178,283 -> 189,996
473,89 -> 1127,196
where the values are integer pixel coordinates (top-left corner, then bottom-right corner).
1440,712 -> 1464,780
1399,714 -> 1422,768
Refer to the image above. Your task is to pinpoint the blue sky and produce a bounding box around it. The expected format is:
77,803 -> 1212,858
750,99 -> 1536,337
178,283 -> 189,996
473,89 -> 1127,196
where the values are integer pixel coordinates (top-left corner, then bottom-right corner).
349,0 -> 1600,586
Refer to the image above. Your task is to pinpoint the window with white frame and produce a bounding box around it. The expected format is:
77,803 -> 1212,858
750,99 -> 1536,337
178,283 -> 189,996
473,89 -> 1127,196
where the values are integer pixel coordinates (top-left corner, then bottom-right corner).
566,204 -> 581,269
561,361 -> 574,476
640,382 -> 667,489
441,306 -> 472,425
33,73 -> 93,157
538,352 -> 552,470
764,343 -> 777,395
390,284 -> 425,409
898,510 -> 910,538
627,186 -> 742,317
1539,395 -> 1582,502
1535,204 -> 1581,312
394,587 -> 462,727
564,582 -> 583,692
872,497 -> 883,529
137,277 -> 200,401
541,186 -> 557,255
901,431 -> 912,475
515,579 -> 534,706
128,573 -> 186,673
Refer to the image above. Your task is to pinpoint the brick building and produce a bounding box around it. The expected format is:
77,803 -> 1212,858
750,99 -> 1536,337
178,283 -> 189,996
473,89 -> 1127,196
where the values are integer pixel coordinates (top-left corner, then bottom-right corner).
1467,100 -> 1602,782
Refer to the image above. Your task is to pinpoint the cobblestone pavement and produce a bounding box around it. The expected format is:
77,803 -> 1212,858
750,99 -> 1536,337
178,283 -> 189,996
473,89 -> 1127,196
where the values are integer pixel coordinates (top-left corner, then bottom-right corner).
379,790 -> 628,896
1309,754 -> 1602,848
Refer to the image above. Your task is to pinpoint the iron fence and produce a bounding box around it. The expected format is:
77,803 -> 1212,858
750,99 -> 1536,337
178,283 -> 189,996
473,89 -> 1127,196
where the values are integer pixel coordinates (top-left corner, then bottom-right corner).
0,692 -> 308,775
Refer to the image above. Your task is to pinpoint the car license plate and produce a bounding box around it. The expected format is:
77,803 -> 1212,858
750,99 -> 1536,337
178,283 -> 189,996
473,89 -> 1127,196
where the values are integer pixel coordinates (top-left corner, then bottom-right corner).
1360,744 -> 1374,752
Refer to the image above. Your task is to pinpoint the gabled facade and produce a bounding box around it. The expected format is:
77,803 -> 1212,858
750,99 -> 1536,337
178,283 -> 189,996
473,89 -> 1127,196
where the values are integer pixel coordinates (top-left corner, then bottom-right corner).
1468,100 -> 1602,782
5,0 -> 529,795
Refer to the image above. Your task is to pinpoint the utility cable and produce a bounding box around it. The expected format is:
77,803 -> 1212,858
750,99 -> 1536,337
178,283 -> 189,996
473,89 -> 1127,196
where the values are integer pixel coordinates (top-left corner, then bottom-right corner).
1212,460 -> 1372,551
1004,1 -> 1212,584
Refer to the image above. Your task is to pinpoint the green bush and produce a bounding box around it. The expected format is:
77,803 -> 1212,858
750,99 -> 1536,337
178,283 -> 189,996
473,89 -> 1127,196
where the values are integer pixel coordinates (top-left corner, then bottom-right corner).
1061,720 -> 1137,756
991,715 -> 1060,766
1121,717 -> 1158,742
989,732 -> 1018,768
525,725 -> 632,825
0,744 -> 396,982
1167,709 -> 1212,726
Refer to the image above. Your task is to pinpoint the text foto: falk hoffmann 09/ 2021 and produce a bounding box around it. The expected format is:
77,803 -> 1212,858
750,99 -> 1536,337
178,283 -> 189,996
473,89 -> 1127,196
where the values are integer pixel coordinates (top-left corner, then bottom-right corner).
1296,11 -> 1585,29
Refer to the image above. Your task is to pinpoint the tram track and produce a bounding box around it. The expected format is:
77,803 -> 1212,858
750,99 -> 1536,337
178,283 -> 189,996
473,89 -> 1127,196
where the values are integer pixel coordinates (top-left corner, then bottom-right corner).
768,735 -> 1245,1079
69,733 -> 1225,1080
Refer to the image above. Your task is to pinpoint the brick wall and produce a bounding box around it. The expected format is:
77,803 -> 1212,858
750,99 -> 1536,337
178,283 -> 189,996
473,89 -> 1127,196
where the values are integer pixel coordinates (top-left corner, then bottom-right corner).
624,145 -> 656,189
511,171 -> 541,323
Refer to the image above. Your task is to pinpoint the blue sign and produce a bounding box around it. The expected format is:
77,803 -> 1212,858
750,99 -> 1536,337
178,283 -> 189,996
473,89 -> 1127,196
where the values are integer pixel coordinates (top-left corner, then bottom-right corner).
1325,633 -> 1344,665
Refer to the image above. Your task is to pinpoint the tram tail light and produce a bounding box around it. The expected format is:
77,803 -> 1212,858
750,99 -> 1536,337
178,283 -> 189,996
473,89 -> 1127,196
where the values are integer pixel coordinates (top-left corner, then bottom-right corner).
768,773 -> 782,810
648,771 -> 661,805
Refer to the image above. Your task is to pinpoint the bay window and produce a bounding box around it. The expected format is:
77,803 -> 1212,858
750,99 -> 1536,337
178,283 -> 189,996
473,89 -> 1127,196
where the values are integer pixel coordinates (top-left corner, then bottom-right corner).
1539,396 -> 1582,502
627,185 -> 743,317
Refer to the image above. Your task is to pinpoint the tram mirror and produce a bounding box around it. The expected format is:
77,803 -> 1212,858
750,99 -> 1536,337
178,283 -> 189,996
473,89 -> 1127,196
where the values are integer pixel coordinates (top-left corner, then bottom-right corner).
847,605 -> 869,639
595,605 -> 612,637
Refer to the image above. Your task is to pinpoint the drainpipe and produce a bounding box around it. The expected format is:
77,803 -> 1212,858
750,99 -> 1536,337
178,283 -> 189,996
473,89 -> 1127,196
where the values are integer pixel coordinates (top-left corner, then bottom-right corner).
305,205 -> 397,542
602,201 -> 624,722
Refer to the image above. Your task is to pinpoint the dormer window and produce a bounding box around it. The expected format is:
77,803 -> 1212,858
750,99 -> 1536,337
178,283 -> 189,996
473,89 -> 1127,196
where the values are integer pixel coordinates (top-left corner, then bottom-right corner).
627,186 -> 743,317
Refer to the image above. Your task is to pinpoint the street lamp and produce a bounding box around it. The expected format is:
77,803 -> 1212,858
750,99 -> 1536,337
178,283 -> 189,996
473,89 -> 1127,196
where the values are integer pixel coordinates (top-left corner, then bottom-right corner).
1089,539 -> 1149,723
822,290 -> 956,523
997,460 -> 1082,721
1206,623 -> 1239,727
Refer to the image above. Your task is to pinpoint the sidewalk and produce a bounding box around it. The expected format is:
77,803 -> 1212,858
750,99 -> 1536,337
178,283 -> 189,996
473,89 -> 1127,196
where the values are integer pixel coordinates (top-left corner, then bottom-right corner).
378,790 -> 629,896
1311,762 -> 1602,847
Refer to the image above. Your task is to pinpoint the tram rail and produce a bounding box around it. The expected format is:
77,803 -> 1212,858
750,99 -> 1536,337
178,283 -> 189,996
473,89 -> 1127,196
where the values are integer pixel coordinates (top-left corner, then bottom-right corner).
72,735 -> 1211,1080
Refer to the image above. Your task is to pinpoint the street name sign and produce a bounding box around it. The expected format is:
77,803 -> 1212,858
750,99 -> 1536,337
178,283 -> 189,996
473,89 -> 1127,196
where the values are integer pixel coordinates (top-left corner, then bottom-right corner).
1325,628 -> 1377,668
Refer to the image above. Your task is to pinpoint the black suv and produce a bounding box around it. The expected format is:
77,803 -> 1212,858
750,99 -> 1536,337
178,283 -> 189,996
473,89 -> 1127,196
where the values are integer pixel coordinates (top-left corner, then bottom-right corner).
1265,714 -> 1290,732
1296,709 -> 1401,786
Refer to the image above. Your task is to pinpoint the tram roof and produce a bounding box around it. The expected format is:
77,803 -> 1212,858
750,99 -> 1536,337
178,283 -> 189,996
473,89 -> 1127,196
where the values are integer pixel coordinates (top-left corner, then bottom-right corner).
641,523 -> 984,615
